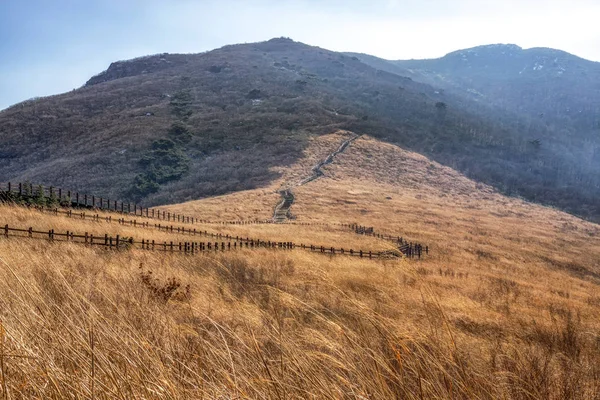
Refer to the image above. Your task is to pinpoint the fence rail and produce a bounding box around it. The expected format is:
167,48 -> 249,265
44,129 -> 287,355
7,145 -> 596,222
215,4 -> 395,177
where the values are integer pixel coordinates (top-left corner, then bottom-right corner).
30,208 -> 426,258
0,182 -> 355,227
0,182 -> 429,258
27,206 -> 274,244
351,224 -> 428,257
0,182 -> 198,224
1,224 -> 424,259
1,224 -> 295,254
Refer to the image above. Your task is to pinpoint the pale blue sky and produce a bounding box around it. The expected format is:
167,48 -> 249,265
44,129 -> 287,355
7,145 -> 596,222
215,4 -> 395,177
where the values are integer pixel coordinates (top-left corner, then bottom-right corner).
1,0 -> 599,110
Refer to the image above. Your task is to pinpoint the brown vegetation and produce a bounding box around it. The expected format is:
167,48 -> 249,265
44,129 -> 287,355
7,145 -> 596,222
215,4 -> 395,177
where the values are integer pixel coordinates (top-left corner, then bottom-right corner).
0,133 -> 598,398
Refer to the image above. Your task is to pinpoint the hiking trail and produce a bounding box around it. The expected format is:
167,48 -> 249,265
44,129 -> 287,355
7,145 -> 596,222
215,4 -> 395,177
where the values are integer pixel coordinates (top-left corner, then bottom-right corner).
273,134 -> 360,223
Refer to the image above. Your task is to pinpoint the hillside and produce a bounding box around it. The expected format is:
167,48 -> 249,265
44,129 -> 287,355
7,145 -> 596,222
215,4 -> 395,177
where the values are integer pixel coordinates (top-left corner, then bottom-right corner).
1,38 -> 599,221
352,44 -> 600,219
0,133 -> 598,398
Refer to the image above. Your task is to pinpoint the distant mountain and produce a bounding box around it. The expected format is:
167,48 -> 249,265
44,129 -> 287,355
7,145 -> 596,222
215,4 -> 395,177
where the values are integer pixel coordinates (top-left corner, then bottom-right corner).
350,44 -> 600,220
393,44 -> 600,133
1,39 -> 599,221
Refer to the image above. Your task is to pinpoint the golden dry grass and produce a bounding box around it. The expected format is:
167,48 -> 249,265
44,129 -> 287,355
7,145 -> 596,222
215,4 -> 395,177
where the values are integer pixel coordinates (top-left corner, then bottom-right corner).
1,132 -> 599,398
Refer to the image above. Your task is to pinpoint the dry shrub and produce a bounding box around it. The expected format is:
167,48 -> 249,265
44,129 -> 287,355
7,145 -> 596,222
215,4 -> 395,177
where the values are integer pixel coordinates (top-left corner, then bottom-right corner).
140,268 -> 191,303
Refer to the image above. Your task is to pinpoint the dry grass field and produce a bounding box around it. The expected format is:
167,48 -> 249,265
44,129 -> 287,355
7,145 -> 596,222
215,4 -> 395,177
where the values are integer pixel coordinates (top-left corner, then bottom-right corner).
1,132 -> 599,399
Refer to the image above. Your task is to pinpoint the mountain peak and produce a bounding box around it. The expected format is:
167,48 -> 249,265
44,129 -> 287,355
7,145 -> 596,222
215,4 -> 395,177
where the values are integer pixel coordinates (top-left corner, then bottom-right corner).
444,43 -> 523,60
467,43 -> 522,52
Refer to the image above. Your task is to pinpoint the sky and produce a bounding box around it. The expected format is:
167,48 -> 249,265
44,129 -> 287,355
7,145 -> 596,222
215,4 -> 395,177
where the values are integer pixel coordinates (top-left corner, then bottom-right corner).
1,0 -> 599,111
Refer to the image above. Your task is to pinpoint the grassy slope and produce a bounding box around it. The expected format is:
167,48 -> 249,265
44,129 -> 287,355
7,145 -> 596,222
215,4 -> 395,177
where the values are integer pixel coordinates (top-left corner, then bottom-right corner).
0,133 -> 598,398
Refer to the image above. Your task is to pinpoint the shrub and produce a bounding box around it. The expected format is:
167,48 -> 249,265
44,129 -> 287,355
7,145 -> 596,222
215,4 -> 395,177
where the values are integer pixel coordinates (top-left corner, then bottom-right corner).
139,268 -> 190,303
130,138 -> 190,199
170,90 -> 193,119
168,122 -> 193,144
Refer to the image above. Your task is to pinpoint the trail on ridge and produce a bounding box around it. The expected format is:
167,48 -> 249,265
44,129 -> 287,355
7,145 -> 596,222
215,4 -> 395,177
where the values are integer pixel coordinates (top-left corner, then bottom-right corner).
273,134 -> 360,223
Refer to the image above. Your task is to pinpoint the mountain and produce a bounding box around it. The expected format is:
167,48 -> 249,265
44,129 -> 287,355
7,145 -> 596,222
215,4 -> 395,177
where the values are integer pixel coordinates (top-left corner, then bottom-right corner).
1,38 -> 599,221
393,44 -> 600,134
351,44 -> 600,220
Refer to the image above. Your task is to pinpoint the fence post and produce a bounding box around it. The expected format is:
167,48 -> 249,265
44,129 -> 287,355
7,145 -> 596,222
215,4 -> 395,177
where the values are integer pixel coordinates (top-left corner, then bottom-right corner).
4,224 -> 8,238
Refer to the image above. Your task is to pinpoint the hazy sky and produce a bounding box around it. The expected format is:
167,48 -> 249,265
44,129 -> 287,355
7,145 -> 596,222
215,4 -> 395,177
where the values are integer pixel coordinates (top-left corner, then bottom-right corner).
1,0 -> 599,110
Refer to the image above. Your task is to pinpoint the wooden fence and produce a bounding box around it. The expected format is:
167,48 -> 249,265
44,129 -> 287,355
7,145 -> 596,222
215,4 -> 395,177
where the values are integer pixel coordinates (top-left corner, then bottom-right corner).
27,206 -> 270,244
31,208 -> 426,258
0,182 -> 429,258
0,182 -> 355,227
1,224 -> 288,254
351,224 -> 428,257
0,182 -> 197,224
0,224 -> 423,259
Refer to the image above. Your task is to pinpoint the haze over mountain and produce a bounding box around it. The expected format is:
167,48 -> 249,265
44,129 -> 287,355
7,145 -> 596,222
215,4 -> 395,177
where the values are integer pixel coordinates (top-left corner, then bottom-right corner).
1,38 -> 599,221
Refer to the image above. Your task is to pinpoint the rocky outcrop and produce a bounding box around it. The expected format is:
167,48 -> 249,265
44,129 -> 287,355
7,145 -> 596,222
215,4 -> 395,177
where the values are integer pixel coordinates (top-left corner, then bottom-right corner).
85,53 -> 189,86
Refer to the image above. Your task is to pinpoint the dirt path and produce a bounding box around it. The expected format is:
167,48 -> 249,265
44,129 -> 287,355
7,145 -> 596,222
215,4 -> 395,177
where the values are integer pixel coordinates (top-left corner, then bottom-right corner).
272,134 -> 360,223
272,189 -> 294,223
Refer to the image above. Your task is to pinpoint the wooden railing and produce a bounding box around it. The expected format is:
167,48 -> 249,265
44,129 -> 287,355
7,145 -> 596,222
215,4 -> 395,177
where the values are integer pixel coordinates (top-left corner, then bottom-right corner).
0,182 -> 429,258
0,182 -> 197,224
1,224 -> 421,259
